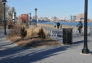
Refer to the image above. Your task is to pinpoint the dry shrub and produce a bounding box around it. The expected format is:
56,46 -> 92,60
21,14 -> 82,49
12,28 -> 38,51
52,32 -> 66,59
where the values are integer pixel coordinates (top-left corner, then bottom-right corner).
38,28 -> 46,39
7,24 -> 29,42
20,27 -> 27,38
10,24 -> 21,36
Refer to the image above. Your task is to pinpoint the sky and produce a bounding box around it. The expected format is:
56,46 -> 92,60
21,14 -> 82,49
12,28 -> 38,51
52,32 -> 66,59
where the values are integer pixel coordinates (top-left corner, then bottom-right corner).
7,0 -> 92,19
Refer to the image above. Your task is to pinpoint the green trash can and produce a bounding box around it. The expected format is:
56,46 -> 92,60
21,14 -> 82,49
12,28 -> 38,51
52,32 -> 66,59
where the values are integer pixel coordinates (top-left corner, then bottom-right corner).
63,28 -> 72,44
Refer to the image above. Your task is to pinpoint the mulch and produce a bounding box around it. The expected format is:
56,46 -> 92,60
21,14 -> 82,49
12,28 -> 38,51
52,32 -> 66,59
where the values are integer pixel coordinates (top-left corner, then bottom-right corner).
7,36 -> 61,48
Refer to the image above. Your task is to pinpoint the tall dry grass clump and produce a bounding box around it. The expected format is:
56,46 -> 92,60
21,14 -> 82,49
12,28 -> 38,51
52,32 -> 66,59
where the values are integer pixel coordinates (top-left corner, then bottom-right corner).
26,26 -> 42,38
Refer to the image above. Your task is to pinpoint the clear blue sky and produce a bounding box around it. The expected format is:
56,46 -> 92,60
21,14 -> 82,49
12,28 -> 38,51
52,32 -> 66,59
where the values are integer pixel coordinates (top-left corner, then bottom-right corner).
7,0 -> 92,19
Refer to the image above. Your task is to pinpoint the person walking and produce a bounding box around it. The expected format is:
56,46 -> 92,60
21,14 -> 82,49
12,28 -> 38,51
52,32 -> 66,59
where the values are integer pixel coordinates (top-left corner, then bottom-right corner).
77,21 -> 83,34
57,22 -> 60,29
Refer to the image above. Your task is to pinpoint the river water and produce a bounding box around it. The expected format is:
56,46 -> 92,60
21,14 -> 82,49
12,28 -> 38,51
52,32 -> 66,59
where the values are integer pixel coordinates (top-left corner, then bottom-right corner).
37,20 -> 92,26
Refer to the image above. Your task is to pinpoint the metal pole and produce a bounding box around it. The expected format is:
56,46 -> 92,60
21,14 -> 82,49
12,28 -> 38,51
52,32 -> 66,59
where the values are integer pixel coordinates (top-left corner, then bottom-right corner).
35,8 -> 37,26
82,0 -> 89,54
29,13 -> 31,25
71,16 -> 72,22
3,3 -> 7,35
29,13 -> 31,20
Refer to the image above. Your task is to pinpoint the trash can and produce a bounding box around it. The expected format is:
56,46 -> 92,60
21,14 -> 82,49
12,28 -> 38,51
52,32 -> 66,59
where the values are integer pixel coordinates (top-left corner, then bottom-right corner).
63,28 -> 72,44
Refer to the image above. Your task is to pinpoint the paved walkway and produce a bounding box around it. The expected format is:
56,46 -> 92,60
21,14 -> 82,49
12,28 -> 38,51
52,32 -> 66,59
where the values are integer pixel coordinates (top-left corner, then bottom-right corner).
0,28 -> 92,63
0,29 -> 17,50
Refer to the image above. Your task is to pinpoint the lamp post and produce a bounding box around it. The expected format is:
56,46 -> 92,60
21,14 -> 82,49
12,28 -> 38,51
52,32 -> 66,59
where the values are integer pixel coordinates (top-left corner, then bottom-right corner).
82,0 -> 89,54
12,12 -> 16,23
2,0 -> 7,35
12,7 -> 16,22
29,13 -> 31,25
35,8 -> 38,26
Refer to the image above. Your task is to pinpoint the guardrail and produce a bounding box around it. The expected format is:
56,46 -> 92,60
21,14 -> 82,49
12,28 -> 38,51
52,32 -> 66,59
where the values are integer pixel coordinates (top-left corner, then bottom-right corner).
46,27 -> 92,41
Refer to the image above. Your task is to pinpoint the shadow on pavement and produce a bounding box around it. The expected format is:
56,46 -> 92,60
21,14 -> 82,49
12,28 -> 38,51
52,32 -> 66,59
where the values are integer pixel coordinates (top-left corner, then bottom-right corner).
73,40 -> 84,45
0,45 -> 69,63
0,46 -> 27,57
0,40 -> 87,63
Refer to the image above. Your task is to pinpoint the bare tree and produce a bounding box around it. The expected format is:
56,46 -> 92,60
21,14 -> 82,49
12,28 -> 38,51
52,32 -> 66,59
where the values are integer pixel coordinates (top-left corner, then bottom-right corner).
0,1 -> 4,21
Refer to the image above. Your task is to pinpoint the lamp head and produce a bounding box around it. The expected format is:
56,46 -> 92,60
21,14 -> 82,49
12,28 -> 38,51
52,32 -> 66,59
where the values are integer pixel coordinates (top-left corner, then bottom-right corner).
2,0 -> 7,4
35,8 -> 37,11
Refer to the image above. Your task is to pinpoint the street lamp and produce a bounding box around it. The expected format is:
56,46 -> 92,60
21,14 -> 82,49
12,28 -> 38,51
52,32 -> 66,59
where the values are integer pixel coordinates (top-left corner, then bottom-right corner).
2,0 -> 7,35
35,8 -> 38,26
12,7 -> 16,23
82,0 -> 90,54
12,12 -> 16,23
29,13 -> 31,25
